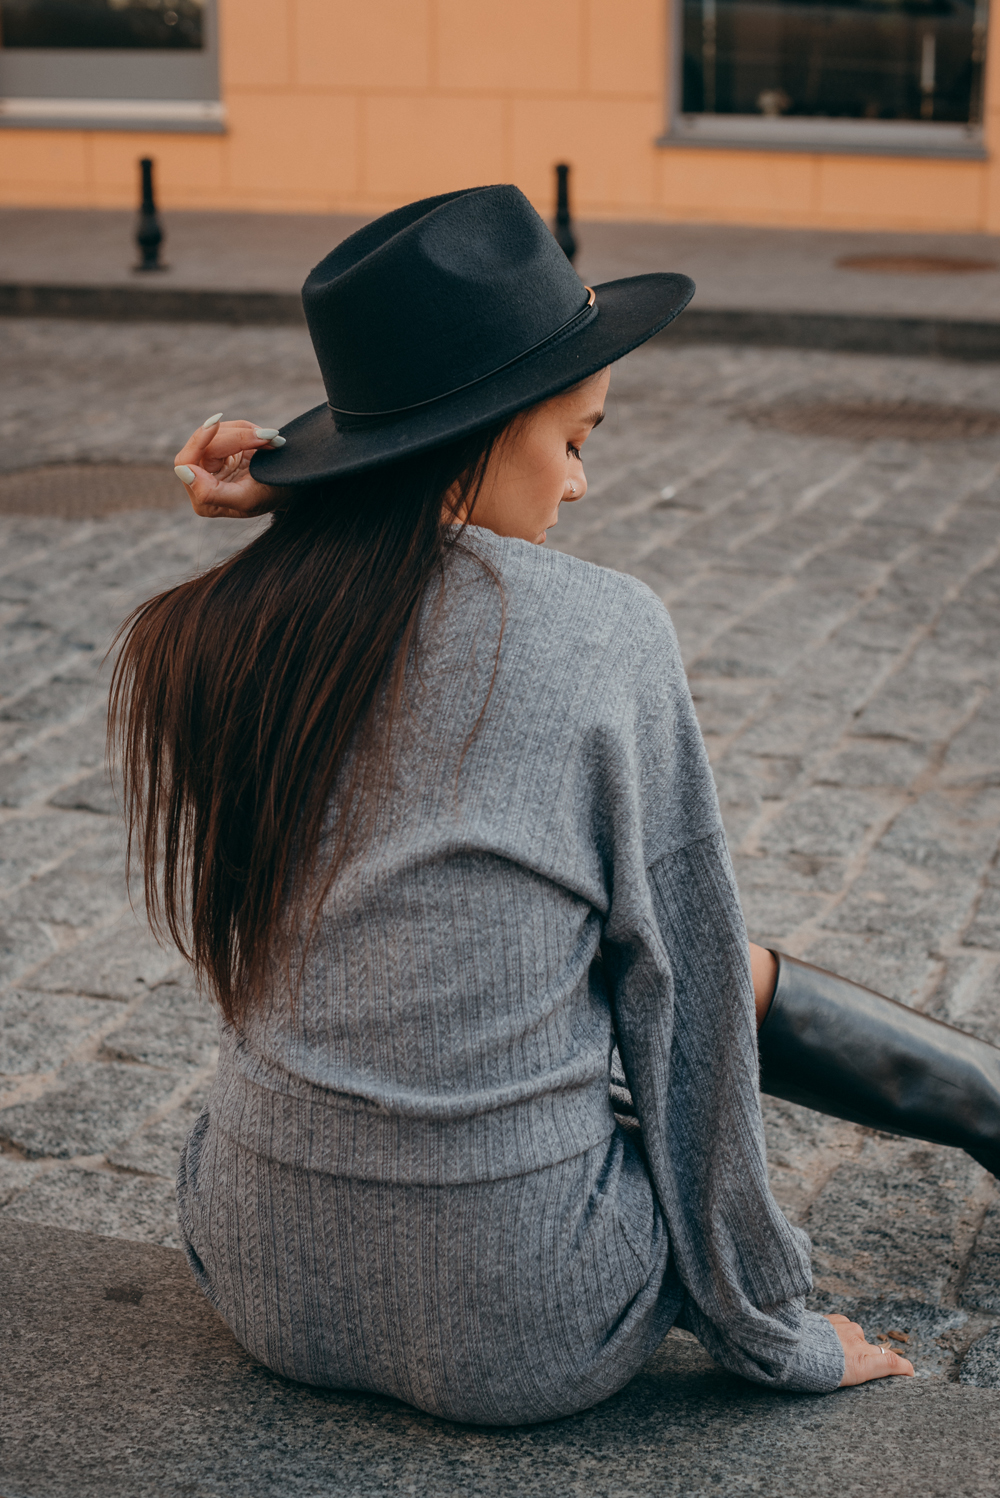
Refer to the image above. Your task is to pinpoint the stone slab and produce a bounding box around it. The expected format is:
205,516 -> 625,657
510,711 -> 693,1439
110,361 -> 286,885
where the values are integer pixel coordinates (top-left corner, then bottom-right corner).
3,1220 -> 1000,1498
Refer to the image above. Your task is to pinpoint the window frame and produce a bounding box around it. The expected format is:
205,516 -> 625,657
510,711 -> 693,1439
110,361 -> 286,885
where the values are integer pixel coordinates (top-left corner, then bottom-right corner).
0,0 -> 223,132
658,0 -> 989,159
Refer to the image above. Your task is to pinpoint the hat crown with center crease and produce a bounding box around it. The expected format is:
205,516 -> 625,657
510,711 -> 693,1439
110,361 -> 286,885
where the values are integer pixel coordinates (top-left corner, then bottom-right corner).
303,185 -> 594,418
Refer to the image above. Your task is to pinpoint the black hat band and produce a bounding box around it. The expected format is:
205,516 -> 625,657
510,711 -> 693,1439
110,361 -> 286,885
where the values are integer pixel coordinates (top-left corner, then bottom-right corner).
327,287 -> 598,423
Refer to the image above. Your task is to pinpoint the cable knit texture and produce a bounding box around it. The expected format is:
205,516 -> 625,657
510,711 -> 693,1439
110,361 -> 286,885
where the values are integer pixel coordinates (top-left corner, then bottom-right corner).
178,524 -> 845,1422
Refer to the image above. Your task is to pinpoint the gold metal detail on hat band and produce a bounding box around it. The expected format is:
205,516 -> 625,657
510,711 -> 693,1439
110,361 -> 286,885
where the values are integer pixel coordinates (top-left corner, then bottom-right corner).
327,287 -> 597,420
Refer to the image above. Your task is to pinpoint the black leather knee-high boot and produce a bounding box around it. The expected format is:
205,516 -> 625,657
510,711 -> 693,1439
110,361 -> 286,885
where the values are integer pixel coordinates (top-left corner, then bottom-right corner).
758,952 -> 1000,1177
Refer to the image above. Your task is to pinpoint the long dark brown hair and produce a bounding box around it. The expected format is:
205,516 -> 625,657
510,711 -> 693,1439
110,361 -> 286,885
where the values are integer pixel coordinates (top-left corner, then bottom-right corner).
109,418 -> 514,1025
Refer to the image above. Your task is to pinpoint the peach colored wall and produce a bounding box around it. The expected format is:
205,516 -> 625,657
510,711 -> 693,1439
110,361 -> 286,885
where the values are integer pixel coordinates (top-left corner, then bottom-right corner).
1,0 -> 999,232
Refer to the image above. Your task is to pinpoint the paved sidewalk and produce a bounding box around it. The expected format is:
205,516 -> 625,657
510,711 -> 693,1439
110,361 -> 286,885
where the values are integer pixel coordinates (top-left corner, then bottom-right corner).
4,206 -> 1000,319
6,208 -> 1000,357
2,316 -> 1000,1490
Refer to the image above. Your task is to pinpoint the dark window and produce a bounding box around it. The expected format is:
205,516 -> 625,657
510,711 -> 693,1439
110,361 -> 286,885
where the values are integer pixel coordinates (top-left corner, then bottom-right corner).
0,0 -> 204,51
681,0 -> 986,126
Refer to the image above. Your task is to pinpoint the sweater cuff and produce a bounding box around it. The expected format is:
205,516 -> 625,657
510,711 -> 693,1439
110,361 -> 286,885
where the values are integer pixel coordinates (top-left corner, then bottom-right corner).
765,1307 -> 846,1393
677,1299 -> 846,1393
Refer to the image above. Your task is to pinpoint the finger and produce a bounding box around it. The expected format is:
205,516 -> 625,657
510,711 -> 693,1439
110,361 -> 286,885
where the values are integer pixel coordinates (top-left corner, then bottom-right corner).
865,1347 -> 915,1380
174,415 -> 228,468
174,418 -> 284,469
205,420 -> 286,456
842,1344 -> 915,1385
173,461 -> 216,515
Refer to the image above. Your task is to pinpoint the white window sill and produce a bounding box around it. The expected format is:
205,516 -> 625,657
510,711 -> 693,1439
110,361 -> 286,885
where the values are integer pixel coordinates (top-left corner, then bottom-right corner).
0,97 -> 226,132
659,115 -> 986,160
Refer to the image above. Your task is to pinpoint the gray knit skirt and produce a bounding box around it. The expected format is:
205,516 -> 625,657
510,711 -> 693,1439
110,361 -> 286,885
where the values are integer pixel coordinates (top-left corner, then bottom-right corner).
176,1108 -> 685,1425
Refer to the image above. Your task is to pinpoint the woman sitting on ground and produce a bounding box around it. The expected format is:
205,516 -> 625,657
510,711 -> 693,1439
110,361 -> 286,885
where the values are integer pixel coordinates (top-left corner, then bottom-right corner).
113,186 -> 1000,1423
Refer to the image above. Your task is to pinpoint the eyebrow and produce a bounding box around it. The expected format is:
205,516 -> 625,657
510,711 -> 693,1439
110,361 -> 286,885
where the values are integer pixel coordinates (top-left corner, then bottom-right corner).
585,410 -> 606,429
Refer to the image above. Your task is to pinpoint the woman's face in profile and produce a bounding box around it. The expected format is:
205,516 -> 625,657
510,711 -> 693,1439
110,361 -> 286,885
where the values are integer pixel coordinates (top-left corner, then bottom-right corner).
457,367 -> 611,545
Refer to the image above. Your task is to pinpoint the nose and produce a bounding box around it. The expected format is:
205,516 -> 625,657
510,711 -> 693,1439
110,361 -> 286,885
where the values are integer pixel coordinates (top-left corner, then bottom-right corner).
564,474 -> 586,502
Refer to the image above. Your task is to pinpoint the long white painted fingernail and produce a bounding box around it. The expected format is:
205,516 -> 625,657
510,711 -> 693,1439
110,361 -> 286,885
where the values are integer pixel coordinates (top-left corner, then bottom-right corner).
269,435 -> 286,447
254,427 -> 280,439
174,465 -> 196,484
202,412 -> 223,428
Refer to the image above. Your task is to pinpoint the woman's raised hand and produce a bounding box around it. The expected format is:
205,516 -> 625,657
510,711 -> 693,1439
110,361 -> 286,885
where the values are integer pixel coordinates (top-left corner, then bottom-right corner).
826,1314 -> 915,1385
173,415 -> 288,519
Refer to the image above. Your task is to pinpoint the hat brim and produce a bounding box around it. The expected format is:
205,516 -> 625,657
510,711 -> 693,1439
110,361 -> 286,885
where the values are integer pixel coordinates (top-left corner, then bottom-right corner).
250,272 -> 694,486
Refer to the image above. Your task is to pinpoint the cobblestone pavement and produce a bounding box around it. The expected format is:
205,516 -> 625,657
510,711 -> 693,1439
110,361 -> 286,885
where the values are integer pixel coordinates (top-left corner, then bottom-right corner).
2,317 -> 1000,1386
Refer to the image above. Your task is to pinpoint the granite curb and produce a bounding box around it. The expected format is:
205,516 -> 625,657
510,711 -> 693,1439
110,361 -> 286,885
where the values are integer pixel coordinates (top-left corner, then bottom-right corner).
7,281 -> 1000,359
4,1219 -> 1000,1498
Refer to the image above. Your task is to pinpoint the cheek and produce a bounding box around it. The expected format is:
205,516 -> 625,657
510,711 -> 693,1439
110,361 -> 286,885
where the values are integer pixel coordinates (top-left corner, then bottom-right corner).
520,438 -> 566,502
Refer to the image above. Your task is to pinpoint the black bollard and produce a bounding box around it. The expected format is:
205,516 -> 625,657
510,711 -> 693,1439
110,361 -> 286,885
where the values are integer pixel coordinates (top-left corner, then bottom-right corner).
135,157 -> 166,272
553,162 -> 576,264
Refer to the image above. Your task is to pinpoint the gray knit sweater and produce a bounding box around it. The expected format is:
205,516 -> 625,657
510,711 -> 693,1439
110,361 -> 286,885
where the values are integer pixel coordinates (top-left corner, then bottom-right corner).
209,523 -> 845,1396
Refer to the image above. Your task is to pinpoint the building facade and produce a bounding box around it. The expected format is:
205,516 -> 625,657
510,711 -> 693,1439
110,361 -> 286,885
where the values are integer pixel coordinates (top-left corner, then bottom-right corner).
1,0 -> 998,232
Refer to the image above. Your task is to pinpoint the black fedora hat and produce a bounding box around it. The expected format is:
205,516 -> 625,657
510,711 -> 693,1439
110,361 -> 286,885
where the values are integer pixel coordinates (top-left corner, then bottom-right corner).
251,184 -> 694,486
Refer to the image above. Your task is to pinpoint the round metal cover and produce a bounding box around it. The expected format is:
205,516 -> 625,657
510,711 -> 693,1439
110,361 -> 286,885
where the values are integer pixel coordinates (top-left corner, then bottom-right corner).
836,254 -> 1000,275
744,399 -> 1000,442
0,464 -> 185,519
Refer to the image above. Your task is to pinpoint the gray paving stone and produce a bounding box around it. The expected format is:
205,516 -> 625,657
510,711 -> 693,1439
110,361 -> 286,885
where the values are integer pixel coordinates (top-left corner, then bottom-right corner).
822,791 -> 1000,949
0,808 -> 102,891
99,980 -> 217,1071
0,1152 -> 44,1205
733,691 -> 861,760
0,913 -> 59,986
960,1326 -> 1000,1387
821,861 -> 975,948
0,1163 -> 179,1246
879,788 -> 1000,869
21,915 -> 183,999
761,1097 -> 864,1228
47,765 -> 119,816
686,677 -> 761,740
0,707 -> 107,808
0,670 -> 98,726
107,1081 -> 212,1179
853,669 -> 982,747
1,859 -> 125,930
740,887 -> 827,949
817,737 -> 932,790
806,1135 -> 988,1303
735,849 -> 847,896
756,785 -> 891,860
0,1060 -> 183,1159
928,952 -> 1000,1046
961,1200 -> 1000,1313
797,934 -> 940,1008
0,989 -> 114,1075
965,873 -> 1000,950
